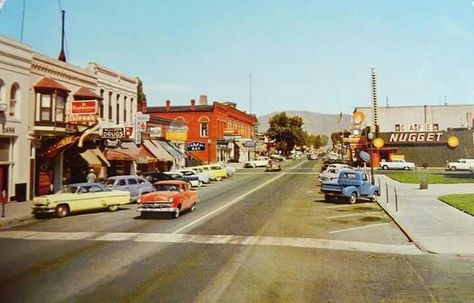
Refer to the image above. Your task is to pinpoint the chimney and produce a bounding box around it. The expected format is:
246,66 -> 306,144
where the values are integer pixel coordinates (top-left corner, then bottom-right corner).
190,99 -> 196,110
165,100 -> 171,111
199,95 -> 208,105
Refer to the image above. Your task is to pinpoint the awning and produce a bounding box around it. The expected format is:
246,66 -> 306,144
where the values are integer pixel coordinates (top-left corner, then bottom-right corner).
137,145 -> 157,164
104,141 -> 138,161
235,141 -> 246,151
92,148 -> 111,167
34,77 -> 70,92
80,149 -> 101,166
74,87 -> 102,100
143,140 -> 173,161
157,141 -> 185,159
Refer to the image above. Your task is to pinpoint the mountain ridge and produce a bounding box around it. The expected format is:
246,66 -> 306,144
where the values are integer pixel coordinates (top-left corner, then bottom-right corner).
257,111 -> 352,137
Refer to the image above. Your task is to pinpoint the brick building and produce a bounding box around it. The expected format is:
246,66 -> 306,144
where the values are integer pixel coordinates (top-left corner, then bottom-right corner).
146,96 -> 258,164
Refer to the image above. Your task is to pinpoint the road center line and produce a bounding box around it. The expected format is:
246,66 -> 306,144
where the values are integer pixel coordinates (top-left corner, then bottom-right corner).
329,223 -> 391,234
288,160 -> 308,169
172,173 -> 286,234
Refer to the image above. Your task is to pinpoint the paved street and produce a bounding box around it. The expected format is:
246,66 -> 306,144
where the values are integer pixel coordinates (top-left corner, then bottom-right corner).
0,160 -> 473,302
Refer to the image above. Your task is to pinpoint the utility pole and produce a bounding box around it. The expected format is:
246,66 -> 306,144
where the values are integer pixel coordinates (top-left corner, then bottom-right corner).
369,66 -> 378,185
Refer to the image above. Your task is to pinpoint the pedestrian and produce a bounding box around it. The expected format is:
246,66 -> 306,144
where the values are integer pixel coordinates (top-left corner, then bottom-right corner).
86,168 -> 97,183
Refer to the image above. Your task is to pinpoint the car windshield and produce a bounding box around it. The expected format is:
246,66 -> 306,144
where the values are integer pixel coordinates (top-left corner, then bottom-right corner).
154,184 -> 180,192
58,186 -> 79,193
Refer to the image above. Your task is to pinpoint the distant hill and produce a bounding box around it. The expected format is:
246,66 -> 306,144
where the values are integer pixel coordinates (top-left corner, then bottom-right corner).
257,111 -> 352,137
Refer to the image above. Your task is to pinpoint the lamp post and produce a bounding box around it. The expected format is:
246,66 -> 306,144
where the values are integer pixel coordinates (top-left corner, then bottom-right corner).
207,138 -> 211,164
367,131 -> 375,185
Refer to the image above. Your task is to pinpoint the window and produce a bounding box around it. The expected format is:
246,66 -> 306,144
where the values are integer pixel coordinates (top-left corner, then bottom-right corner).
123,96 -> 127,123
116,94 -> 120,124
0,80 -> 5,111
40,93 -> 52,121
55,94 -> 65,122
127,178 -> 138,185
108,92 -> 113,120
9,84 -> 19,117
199,118 -> 209,137
99,89 -> 104,118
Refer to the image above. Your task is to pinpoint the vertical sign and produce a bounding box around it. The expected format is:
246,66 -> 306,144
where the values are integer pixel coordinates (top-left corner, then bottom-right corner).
135,112 -> 150,144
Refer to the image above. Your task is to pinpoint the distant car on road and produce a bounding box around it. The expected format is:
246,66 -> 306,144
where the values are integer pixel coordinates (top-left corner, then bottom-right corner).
379,159 -> 415,170
32,183 -> 130,218
244,156 -> 270,168
445,159 -> 474,171
138,180 -> 199,219
265,159 -> 281,172
269,154 -> 285,161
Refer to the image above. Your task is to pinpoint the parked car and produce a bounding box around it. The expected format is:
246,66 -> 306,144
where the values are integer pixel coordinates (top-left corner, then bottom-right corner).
104,175 -> 154,202
244,156 -> 270,168
139,171 -> 175,183
199,164 -> 227,181
321,169 -> 379,204
319,167 -> 346,184
187,166 -> 211,184
265,159 -> 282,172
218,162 -> 236,177
137,180 -> 199,219
379,159 -> 415,170
32,183 -> 130,218
307,153 -> 317,160
167,170 -> 202,187
269,154 -> 285,161
445,159 -> 474,171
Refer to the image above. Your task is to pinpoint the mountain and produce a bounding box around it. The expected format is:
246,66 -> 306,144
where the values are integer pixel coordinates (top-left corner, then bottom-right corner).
257,111 -> 352,137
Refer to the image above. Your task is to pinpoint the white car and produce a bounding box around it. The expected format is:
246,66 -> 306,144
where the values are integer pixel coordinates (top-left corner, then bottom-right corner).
218,162 -> 236,176
319,164 -> 352,183
379,159 -> 415,170
446,159 -> 474,171
244,157 -> 270,168
188,166 -> 211,184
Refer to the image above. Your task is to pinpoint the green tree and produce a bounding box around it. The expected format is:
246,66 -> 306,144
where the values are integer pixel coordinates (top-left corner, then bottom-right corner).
137,77 -> 147,111
305,133 -> 328,149
266,112 -> 306,155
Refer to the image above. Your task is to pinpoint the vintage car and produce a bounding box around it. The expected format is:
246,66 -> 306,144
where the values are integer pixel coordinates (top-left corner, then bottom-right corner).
265,159 -> 282,172
244,156 -> 270,168
218,162 -> 236,177
198,164 -> 227,181
445,159 -> 474,171
32,183 -> 131,218
321,169 -> 379,204
105,175 -> 154,202
379,159 -> 415,170
187,166 -> 211,184
166,171 -> 202,187
137,180 -> 199,219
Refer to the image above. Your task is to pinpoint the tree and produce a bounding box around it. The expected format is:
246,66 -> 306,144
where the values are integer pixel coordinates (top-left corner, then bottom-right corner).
266,112 -> 306,155
137,78 -> 147,112
305,133 -> 328,149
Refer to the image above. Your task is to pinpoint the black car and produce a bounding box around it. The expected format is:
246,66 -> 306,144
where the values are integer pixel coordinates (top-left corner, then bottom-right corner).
139,171 -> 175,184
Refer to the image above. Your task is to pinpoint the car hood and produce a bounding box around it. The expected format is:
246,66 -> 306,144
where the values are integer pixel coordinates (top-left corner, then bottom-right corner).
139,191 -> 176,202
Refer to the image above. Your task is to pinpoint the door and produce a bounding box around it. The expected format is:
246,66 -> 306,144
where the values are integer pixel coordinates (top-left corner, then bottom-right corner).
127,178 -> 139,201
0,165 -> 8,202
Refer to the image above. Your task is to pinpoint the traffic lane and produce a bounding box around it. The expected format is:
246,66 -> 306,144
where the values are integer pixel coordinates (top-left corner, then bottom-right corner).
188,171 -> 409,246
3,171 -> 277,235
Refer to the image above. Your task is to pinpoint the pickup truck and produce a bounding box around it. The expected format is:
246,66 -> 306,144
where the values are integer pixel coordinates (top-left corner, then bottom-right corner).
321,169 -> 379,204
379,159 -> 415,170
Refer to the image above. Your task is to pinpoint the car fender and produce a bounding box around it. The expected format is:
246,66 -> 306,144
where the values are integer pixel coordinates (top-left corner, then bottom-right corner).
342,186 -> 359,197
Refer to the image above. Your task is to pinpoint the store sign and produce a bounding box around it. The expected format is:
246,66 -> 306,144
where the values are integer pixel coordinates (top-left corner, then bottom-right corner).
71,100 -> 97,114
166,130 -> 187,141
149,126 -> 162,138
394,123 -> 438,132
186,142 -> 206,151
104,138 -> 121,148
67,114 -> 98,123
389,132 -> 443,144
101,127 -> 125,139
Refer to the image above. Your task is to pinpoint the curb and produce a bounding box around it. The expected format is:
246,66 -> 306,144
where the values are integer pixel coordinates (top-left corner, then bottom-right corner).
0,214 -> 34,229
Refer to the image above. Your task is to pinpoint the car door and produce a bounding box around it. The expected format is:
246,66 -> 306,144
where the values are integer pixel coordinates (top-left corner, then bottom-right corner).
359,174 -> 371,196
127,177 -> 139,201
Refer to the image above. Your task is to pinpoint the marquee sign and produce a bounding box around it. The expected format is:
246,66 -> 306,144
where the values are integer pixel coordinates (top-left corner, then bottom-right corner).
389,132 -> 444,144
186,142 -> 206,151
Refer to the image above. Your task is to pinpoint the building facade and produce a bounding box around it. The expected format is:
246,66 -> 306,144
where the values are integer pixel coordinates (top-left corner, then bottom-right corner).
0,36 -> 32,202
353,104 -> 474,167
146,96 -> 257,164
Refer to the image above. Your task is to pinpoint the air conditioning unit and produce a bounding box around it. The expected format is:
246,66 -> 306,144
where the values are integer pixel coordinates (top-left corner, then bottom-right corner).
0,103 -> 7,112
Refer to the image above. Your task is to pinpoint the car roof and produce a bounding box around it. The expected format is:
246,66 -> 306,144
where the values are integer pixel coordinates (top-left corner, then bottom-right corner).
154,180 -> 189,185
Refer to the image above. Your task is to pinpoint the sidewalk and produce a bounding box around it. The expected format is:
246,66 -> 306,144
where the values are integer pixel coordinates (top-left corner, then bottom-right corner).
0,201 -> 34,228
376,174 -> 474,256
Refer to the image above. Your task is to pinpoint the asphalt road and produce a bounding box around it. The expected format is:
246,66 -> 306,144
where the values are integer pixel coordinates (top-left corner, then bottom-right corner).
0,159 -> 472,302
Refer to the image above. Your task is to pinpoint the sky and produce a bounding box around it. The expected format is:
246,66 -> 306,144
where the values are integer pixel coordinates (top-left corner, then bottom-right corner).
1,0 -> 474,117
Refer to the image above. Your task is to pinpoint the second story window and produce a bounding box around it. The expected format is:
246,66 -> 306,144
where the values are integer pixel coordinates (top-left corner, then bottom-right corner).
108,91 -> 113,120
39,93 -> 52,121
199,118 -> 209,137
55,94 -> 65,122
9,83 -> 19,117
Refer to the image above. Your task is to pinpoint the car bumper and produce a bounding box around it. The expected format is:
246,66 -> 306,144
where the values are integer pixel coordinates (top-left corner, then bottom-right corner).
137,206 -> 178,213
31,205 -> 56,214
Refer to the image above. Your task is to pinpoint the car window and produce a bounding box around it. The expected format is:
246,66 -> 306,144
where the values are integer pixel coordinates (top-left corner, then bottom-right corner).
105,179 -> 115,186
127,178 -> 138,185
137,178 -> 147,184
117,179 -> 126,186
89,185 -> 103,192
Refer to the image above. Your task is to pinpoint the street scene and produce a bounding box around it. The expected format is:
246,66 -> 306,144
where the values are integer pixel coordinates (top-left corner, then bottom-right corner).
1,1 -> 474,302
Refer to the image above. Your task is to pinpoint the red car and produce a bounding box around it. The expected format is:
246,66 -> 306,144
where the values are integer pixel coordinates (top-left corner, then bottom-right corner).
137,180 -> 199,219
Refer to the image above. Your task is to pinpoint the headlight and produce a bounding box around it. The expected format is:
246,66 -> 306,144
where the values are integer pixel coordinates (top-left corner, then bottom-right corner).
137,197 -> 141,203
168,197 -> 174,203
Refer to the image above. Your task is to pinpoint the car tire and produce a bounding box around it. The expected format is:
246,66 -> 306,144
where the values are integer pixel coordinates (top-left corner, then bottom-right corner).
450,166 -> 456,171
348,193 -> 357,204
108,204 -> 119,212
324,195 -> 332,202
55,204 -> 69,218
140,212 -> 149,219
370,192 -> 378,202
382,165 -> 388,170
215,176 -> 222,181
197,181 -> 203,187
190,203 -> 196,212
403,166 -> 410,170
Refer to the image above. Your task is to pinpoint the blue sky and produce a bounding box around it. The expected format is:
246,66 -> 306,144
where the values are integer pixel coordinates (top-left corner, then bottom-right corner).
1,1 -> 474,117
